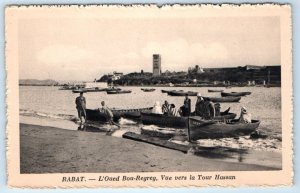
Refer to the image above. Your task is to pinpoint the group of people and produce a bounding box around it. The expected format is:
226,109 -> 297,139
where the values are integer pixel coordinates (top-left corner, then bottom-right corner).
75,92 -> 117,126
151,92 -> 252,123
76,91 -> 252,125
151,93 -> 216,119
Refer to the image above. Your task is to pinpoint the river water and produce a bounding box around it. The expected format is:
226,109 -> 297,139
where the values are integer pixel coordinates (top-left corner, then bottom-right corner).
20,86 -> 282,154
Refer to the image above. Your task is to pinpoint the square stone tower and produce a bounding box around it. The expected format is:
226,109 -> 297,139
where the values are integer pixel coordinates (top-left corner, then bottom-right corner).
153,54 -> 161,76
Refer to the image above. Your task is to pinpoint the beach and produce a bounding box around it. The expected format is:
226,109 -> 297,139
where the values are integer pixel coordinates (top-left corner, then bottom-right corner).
20,123 -> 281,174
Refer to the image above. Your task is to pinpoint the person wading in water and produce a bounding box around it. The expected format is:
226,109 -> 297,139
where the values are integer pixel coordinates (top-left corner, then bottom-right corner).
75,91 -> 87,123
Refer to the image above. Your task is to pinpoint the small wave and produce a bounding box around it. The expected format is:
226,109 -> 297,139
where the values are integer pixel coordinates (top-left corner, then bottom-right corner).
20,109 -> 77,122
118,118 -> 137,125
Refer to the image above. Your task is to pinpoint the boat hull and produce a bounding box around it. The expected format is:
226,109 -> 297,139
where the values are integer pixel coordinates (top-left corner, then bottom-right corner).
208,89 -> 224,92
204,96 -> 241,103
141,88 -> 156,92
141,112 -> 236,128
106,90 -> 132,94
86,107 -> 153,122
221,92 -> 251,97
188,118 -> 260,140
168,91 -> 198,96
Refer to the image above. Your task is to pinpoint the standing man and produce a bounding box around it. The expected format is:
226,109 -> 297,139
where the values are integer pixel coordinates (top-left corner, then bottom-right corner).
75,91 -> 86,123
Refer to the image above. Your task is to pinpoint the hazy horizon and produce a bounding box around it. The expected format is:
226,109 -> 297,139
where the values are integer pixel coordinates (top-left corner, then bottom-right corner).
18,14 -> 280,81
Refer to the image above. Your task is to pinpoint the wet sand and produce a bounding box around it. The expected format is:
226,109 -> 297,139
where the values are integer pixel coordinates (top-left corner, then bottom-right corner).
20,123 -> 280,173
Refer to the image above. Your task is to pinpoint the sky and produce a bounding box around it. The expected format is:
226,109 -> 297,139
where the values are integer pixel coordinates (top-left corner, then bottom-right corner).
18,15 -> 280,81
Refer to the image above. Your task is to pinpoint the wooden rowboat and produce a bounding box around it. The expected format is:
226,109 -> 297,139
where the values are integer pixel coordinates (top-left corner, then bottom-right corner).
141,88 -> 156,92
106,90 -> 132,94
203,96 -> 241,103
86,107 -> 153,122
208,89 -> 224,92
221,92 -> 251,97
167,90 -> 198,96
141,111 -> 236,128
141,113 -> 258,139
188,118 -> 260,140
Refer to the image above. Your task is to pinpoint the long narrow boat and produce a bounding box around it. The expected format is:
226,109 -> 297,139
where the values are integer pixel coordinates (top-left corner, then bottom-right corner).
188,118 -> 260,140
141,88 -> 156,92
86,107 -> 153,122
141,111 -> 236,128
106,90 -> 132,94
168,90 -> 198,96
221,91 -> 251,97
203,96 -> 241,103
208,89 -> 224,92
161,90 -> 175,93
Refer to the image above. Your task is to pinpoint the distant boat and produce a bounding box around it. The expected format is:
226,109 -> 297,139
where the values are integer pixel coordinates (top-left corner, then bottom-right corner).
106,90 -> 132,94
208,89 -> 224,92
221,92 -> 251,97
167,90 -> 198,96
72,89 -> 87,93
141,88 -> 156,92
203,96 -> 241,103
161,90 -> 175,93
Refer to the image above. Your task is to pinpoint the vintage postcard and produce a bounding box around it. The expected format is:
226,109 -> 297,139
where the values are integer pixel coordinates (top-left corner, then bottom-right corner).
6,4 -> 292,188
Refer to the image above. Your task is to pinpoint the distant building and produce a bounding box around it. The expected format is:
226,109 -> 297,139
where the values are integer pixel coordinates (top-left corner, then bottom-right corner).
108,71 -> 123,80
153,54 -> 161,76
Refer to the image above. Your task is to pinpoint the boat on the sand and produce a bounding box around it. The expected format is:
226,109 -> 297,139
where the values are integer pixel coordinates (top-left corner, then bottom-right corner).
167,90 -> 198,96
106,90 -> 132,94
203,96 -> 241,103
188,117 -> 260,140
208,89 -> 224,92
141,88 -> 156,92
141,111 -> 237,128
86,107 -> 153,122
221,91 -> 251,97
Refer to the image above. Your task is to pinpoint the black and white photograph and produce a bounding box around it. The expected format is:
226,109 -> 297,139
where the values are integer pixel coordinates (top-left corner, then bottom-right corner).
6,4 -> 292,187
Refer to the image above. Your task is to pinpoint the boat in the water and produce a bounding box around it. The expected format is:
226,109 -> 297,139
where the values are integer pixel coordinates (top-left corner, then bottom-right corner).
208,89 -> 224,92
86,107 -> 153,122
161,90 -> 175,93
203,96 -> 241,103
188,117 -> 260,140
106,90 -> 132,94
141,88 -> 156,92
141,111 -> 236,128
167,90 -> 198,96
72,89 -> 87,93
221,92 -> 251,97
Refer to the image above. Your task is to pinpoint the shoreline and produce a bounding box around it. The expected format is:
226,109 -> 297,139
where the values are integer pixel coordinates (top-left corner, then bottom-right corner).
20,123 -> 281,174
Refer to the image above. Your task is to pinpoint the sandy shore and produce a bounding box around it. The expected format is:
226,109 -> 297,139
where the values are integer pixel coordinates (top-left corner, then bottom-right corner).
20,123 -> 280,173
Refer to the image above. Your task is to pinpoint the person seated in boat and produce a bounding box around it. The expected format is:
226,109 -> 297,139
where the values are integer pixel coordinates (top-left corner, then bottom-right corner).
238,107 -> 252,123
99,101 -> 120,127
152,101 -> 163,114
203,98 -> 215,120
169,104 -> 179,116
214,103 -> 221,116
162,100 -> 171,115
195,93 -> 205,117
181,94 -> 191,117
